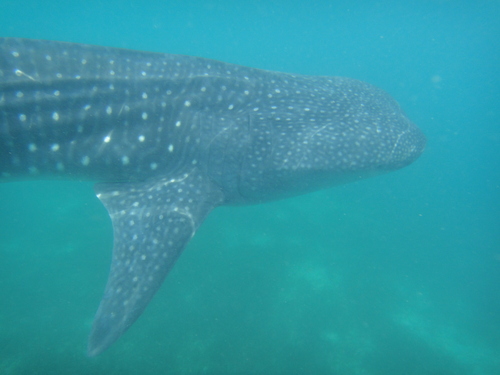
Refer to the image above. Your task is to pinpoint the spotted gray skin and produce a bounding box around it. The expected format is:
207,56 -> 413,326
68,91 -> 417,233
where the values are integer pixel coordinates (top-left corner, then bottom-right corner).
0,38 -> 425,356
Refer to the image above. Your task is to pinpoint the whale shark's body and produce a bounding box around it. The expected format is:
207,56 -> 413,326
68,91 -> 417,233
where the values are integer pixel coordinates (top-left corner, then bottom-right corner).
0,38 -> 425,356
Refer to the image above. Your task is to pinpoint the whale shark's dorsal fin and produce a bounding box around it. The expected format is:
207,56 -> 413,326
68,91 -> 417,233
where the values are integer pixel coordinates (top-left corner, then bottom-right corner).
88,169 -> 224,356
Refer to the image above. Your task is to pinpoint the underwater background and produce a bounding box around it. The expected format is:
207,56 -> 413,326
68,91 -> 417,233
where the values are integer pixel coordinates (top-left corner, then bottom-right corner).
0,0 -> 498,374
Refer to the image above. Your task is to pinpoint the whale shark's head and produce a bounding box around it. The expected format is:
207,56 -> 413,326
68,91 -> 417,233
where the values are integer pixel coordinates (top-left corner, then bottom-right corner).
235,76 -> 426,201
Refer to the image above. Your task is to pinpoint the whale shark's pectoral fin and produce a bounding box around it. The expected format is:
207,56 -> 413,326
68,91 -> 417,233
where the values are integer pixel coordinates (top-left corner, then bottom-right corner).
87,169 -> 224,357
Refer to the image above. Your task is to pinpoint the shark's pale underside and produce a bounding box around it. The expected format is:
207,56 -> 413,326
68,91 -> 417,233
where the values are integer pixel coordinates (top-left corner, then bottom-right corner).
0,38 -> 426,356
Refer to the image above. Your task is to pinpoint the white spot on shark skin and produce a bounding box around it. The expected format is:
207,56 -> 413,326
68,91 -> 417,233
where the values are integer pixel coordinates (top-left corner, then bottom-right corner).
142,92 -> 148,99
16,91 -> 23,98
106,106 -> 112,115
11,51 -> 19,57
51,144 -> 60,152
168,144 -> 174,152
52,112 -> 60,121
28,143 -> 37,152
104,135 -> 111,143
184,100 -> 191,107
138,135 -> 145,142
81,156 -> 90,166
56,162 -> 64,171
150,162 -> 158,170
122,156 -> 130,165
175,121 -> 181,127
13,69 -> 34,81
142,112 -> 148,120
19,114 -> 26,122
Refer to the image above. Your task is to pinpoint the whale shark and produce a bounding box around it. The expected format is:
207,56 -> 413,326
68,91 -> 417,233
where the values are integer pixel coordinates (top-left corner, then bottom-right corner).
0,38 -> 426,356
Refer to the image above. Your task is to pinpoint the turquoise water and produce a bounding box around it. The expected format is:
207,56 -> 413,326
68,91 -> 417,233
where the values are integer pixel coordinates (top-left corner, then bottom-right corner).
0,1 -> 498,374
